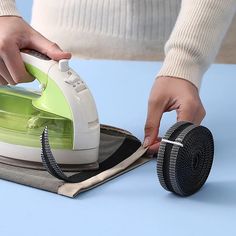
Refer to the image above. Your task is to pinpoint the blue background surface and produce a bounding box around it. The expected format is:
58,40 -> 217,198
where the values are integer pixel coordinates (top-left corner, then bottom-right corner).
1,1 -> 236,235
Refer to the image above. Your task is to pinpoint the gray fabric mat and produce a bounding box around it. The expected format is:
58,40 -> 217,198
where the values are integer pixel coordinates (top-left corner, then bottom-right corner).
0,125 -> 151,197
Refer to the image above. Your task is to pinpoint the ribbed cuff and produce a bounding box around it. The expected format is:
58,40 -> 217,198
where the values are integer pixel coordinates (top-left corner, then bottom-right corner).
156,48 -> 205,90
0,0 -> 20,16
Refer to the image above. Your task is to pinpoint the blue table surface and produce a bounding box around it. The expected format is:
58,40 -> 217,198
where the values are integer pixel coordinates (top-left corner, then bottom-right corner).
1,1 -> 236,236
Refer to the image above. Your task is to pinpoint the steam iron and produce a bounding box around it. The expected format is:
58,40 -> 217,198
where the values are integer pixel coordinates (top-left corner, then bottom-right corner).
0,50 -> 100,170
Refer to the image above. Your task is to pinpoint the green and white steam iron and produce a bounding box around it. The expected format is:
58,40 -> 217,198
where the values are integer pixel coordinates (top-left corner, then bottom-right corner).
0,50 -> 100,169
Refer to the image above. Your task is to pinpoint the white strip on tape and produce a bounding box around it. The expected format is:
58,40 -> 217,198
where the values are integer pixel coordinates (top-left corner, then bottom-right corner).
161,138 -> 183,147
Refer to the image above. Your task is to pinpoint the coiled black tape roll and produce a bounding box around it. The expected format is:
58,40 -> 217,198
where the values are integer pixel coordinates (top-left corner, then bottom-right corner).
157,121 -> 214,196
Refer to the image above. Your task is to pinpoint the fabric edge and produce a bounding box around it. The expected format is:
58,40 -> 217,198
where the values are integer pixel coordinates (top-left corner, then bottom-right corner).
58,146 -> 149,197
77,155 -> 151,196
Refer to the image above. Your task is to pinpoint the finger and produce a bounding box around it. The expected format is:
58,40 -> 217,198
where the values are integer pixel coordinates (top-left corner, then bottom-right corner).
146,140 -> 161,155
0,74 -> 8,85
29,33 -> 71,61
0,58 -> 16,85
1,45 -> 34,84
143,100 -> 164,147
176,106 -> 196,123
193,108 -> 206,125
193,113 -> 203,125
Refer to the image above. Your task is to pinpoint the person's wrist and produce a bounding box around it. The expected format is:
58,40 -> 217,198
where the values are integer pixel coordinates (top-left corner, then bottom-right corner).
156,75 -> 199,93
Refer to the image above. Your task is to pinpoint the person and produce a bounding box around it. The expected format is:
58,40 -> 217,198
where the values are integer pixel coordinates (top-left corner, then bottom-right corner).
0,0 -> 235,154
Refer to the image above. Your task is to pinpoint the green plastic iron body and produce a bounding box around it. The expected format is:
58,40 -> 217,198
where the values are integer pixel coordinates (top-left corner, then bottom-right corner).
0,50 -> 100,167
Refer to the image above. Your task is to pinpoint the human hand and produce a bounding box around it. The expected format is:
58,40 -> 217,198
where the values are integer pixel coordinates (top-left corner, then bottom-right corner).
143,76 -> 206,154
0,16 -> 71,85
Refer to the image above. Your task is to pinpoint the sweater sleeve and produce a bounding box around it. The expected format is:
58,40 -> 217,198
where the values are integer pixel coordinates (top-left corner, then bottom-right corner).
157,0 -> 236,90
0,0 -> 20,16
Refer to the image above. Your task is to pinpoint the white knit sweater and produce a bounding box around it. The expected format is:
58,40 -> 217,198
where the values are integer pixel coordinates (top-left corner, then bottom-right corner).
0,0 -> 236,89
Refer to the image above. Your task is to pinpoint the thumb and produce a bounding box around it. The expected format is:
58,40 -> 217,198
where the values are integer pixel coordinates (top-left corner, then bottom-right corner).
143,102 -> 163,148
29,32 -> 71,60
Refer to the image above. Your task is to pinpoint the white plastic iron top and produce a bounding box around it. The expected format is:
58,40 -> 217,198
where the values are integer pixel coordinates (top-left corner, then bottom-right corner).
0,50 -> 100,165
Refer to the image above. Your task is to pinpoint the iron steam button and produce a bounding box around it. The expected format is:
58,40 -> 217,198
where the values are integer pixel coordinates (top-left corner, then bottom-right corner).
59,59 -> 69,72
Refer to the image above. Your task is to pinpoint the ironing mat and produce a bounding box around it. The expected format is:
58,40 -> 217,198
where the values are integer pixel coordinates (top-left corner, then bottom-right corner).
0,124 -> 151,198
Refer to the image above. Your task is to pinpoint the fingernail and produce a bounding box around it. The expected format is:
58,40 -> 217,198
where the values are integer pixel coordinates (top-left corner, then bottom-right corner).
143,137 -> 150,148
